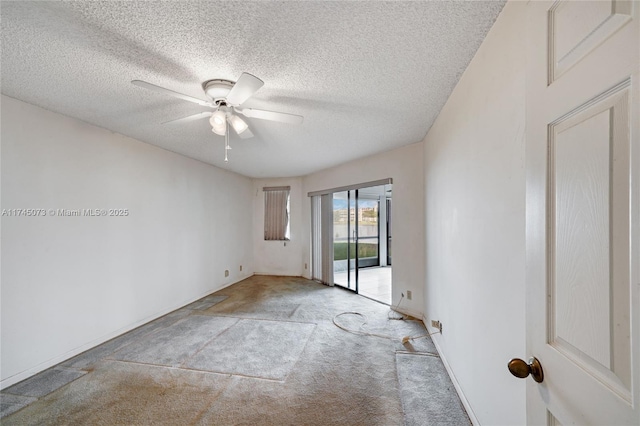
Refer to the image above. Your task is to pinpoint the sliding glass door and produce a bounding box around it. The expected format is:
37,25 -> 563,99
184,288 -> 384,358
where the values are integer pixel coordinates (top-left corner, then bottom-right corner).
310,179 -> 392,304
333,190 -> 357,291
386,198 -> 392,266
357,195 -> 380,268
332,187 -> 383,292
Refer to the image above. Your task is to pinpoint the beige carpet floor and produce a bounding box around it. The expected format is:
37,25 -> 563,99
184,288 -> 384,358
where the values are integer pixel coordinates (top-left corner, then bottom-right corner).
1,275 -> 469,425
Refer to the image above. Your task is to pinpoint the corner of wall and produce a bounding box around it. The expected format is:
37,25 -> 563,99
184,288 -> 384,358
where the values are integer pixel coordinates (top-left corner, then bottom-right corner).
252,177 -> 306,276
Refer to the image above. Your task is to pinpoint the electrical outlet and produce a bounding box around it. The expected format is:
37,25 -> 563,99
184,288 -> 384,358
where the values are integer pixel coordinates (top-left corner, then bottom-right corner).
240,265 -> 242,272
406,290 -> 412,300
224,270 -> 229,277
304,263 -> 308,270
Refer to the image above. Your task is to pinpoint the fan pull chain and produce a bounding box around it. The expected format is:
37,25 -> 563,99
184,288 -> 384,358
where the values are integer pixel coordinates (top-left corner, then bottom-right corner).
224,119 -> 229,162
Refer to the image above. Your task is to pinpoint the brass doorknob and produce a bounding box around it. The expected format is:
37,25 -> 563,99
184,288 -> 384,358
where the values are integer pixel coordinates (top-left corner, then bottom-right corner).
507,357 -> 544,383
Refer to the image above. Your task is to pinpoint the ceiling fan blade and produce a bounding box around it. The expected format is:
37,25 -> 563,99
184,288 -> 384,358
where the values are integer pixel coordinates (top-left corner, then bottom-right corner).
132,80 -> 213,107
162,111 -> 213,124
238,108 -> 304,125
226,73 -> 264,106
238,128 -> 254,139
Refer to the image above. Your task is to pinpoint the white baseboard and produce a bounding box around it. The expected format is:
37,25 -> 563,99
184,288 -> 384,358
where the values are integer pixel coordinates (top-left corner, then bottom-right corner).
0,274 -> 252,390
421,315 -> 480,426
392,306 -> 423,319
253,272 -> 303,277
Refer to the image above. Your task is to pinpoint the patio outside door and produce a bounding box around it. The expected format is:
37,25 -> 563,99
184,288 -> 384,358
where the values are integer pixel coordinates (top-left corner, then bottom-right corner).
332,190 -> 358,291
334,186 -> 386,289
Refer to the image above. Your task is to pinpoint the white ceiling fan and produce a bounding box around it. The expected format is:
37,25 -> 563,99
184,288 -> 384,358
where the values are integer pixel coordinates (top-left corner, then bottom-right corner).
132,72 -> 303,162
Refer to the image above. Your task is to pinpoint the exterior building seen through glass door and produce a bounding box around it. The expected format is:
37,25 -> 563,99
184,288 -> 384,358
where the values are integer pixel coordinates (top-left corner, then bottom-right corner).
332,184 -> 391,304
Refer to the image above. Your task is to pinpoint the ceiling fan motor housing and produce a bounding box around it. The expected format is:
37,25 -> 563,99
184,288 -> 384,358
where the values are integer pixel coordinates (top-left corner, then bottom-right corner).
202,79 -> 234,102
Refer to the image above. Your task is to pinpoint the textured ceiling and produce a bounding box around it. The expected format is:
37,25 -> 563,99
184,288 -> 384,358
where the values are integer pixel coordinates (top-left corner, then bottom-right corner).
1,1 -> 504,178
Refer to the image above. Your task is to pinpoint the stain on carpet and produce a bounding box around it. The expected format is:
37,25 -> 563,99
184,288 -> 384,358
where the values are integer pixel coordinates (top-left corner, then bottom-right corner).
0,360 -> 232,426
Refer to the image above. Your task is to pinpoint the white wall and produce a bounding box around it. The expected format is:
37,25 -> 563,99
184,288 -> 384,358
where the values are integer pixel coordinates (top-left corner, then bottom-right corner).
422,2 -> 526,425
252,177 -> 305,276
0,96 -> 254,388
302,142 -> 425,317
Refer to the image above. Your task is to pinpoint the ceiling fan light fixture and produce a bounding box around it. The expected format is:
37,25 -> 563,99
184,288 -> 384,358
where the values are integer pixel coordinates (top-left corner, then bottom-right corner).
210,110 -> 227,135
229,114 -> 248,135
133,73 -> 303,162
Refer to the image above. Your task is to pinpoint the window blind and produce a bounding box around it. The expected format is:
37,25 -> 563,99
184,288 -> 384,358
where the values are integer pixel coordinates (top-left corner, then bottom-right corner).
264,187 -> 290,241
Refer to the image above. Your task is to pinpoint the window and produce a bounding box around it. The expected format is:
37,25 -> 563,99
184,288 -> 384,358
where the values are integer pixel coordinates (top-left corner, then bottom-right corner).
264,186 -> 290,240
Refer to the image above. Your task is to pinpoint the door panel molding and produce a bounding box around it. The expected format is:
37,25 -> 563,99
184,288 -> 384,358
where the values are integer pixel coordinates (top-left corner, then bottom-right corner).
548,0 -> 633,84
546,80 -> 631,402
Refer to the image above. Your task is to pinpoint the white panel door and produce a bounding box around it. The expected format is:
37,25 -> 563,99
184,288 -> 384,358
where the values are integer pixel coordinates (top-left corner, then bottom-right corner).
525,1 -> 639,424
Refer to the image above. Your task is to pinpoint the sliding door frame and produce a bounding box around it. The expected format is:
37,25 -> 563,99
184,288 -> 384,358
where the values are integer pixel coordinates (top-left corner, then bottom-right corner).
308,178 -> 392,293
